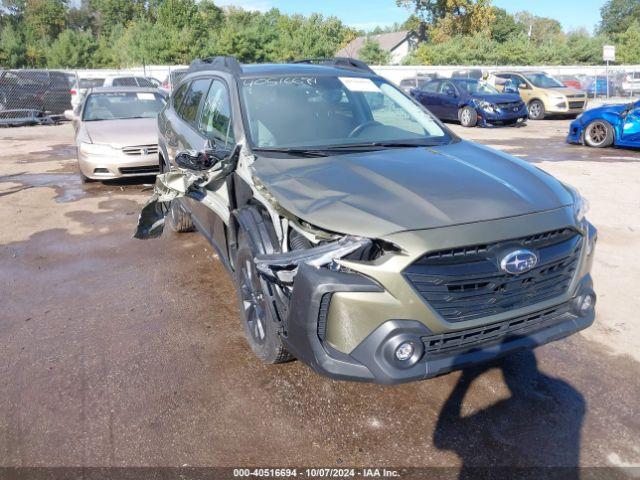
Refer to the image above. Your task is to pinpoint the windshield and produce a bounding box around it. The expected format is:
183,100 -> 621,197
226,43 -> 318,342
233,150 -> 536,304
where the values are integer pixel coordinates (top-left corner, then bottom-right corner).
83,91 -> 165,121
454,79 -> 500,95
240,75 -> 451,149
524,73 -> 564,88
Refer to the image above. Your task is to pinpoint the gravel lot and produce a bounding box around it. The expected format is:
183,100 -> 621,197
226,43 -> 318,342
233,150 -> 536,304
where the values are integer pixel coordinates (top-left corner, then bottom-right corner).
1,120 -> 639,475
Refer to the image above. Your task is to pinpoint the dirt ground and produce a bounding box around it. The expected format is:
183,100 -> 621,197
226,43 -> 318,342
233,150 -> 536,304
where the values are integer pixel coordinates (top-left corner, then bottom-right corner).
1,120 -> 639,476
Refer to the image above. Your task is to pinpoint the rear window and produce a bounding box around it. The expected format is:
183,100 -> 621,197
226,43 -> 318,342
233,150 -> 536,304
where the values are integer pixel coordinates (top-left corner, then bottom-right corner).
79,78 -> 105,88
112,77 -> 138,87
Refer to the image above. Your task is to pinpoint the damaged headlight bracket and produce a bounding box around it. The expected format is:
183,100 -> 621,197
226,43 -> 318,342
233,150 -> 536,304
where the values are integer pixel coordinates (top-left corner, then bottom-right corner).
254,237 -> 372,285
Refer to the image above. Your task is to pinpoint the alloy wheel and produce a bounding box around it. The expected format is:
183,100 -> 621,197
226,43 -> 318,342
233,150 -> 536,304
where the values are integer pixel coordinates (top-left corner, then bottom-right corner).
587,122 -> 608,146
240,259 -> 267,345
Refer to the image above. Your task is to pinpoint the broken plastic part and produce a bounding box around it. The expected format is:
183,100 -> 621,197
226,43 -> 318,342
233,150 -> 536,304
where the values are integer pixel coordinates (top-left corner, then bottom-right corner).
254,236 -> 372,285
133,146 -> 239,239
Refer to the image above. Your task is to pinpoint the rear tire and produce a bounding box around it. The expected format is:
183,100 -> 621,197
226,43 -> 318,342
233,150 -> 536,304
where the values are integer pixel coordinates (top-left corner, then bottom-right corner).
235,230 -> 292,364
584,120 -> 614,148
459,106 -> 478,127
528,100 -> 545,120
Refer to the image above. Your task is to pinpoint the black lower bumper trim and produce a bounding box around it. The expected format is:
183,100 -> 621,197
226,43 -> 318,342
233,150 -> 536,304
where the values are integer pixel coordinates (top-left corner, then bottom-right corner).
284,264 -> 595,385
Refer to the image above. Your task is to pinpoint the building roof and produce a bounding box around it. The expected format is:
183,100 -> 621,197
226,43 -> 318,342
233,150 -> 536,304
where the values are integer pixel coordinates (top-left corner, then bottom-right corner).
336,30 -> 412,59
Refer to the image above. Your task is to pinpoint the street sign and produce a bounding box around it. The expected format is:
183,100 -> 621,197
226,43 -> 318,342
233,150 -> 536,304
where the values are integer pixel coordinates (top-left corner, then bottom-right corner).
603,45 -> 616,62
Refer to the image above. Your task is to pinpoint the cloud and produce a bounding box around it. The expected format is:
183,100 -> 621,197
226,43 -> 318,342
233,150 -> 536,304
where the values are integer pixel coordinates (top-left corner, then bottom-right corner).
215,0 -> 272,12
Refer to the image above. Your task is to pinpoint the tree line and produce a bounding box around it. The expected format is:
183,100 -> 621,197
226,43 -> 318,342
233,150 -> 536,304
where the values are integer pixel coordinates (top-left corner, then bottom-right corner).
0,0 -> 639,69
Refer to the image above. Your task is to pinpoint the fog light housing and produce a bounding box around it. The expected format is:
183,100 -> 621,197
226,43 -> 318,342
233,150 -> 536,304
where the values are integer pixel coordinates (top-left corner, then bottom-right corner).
579,294 -> 595,314
573,292 -> 596,317
395,342 -> 415,361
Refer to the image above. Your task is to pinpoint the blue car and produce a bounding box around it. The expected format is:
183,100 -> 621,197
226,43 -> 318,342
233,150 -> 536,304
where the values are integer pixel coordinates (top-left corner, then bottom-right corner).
584,77 -> 617,97
567,100 -> 640,148
410,78 -> 528,127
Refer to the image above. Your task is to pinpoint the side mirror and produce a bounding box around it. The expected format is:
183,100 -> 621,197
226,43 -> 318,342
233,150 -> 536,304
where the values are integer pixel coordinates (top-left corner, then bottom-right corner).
175,146 -> 232,171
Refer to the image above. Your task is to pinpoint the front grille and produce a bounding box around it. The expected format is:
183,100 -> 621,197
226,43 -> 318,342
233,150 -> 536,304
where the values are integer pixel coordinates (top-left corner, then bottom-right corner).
122,144 -> 159,156
119,165 -> 160,174
569,101 -> 585,109
496,101 -> 523,110
421,302 -> 572,358
404,228 -> 582,322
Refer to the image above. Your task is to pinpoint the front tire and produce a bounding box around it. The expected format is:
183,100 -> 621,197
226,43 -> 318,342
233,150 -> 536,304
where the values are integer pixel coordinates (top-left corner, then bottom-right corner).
459,106 -> 478,127
528,100 -> 545,120
235,230 -> 292,364
584,120 -> 614,148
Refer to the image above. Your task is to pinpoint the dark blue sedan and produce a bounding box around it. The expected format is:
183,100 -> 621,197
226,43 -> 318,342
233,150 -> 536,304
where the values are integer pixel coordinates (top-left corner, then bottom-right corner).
410,78 -> 528,127
567,100 -> 640,149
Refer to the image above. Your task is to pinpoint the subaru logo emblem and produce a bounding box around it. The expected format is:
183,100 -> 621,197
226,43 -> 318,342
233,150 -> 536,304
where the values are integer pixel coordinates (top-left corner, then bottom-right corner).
500,249 -> 538,275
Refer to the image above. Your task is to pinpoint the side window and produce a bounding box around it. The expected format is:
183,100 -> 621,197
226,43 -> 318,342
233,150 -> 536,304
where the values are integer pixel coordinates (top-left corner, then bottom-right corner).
420,80 -> 440,92
50,72 -> 69,88
172,82 -> 189,111
439,81 -> 456,95
198,80 -> 235,146
112,77 -> 137,87
135,77 -> 154,88
178,78 -> 211,125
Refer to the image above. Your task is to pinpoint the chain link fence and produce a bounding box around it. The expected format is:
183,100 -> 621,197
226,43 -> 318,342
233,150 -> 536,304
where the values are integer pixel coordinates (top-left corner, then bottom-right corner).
2,64 -> 639,127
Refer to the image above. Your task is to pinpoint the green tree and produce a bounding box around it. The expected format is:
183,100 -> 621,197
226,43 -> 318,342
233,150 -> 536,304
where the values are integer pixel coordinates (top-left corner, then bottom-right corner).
24,0 -> 68,40
156,0 -> 198,30
47,28 -> 97,67
89,0 -> 145,36
490,7 -> 523,43
599,0 -> 640,35
616,20 -> 640,63
358,38 -> 391,65
0,23 -> 27,67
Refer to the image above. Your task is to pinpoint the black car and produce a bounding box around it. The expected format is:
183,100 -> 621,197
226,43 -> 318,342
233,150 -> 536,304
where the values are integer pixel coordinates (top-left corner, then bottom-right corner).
0,69 -> 72,115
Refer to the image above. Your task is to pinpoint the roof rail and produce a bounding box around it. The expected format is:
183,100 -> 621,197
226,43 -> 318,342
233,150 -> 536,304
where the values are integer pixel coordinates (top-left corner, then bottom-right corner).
188,56 -> 242,76
293,57 -> 375,74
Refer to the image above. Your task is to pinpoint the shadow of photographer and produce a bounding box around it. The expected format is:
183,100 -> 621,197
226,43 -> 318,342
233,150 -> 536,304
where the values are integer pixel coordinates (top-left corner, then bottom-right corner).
434,345 -> 585,480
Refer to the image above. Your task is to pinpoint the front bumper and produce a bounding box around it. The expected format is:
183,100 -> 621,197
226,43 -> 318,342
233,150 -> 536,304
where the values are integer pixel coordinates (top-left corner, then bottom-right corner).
546,98 -> 588,115
478,106 -> 528,126
285,264 -> 595,384
566,120 -> 585,144
78,149 -> 159,180
281,213 -> 597,384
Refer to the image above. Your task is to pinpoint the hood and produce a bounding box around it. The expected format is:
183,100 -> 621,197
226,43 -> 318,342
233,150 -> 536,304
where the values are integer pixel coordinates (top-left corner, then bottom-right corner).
591,103 -> 628,115
253,141 -> 574,239
545,87 -> 585,96
83,117 -> 157,147
471,93 -> 522,104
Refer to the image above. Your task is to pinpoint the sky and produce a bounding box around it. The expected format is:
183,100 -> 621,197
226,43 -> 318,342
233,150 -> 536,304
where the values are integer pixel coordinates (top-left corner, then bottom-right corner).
215,0 -> 606,33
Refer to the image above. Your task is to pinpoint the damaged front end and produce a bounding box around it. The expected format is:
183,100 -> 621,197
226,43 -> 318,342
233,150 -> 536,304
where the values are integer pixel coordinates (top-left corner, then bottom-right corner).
254,236 -> 371,285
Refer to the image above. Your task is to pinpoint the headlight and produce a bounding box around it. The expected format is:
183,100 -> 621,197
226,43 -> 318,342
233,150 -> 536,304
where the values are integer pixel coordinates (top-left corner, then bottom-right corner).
565,184 -> 590,222
80,142 -> 114,155
478,100 -> 495,112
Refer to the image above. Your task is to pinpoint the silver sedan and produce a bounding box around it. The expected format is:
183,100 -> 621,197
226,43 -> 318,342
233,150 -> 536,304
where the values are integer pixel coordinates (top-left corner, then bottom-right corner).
70,87 -> 166,182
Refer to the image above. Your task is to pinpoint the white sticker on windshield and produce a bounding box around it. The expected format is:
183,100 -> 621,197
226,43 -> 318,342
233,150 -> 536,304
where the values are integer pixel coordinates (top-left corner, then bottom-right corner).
137,93 -> 155,100
339,77 -> 380,93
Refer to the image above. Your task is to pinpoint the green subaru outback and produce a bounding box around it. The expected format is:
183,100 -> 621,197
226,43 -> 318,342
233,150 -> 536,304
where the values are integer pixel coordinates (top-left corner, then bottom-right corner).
136,57 -> 597,384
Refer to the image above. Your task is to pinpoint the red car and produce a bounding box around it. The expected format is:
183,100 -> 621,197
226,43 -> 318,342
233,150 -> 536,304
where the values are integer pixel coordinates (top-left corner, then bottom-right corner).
556,75 -> 583,90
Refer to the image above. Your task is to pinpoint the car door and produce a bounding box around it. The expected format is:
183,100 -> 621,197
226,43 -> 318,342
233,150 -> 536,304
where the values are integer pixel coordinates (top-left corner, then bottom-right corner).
194,79 -> 237,249
170,77 -> 213,233
510,74 -> 532,104
438,81 -> 460,120
413,80 -> 442,116
620,107 -> 640,144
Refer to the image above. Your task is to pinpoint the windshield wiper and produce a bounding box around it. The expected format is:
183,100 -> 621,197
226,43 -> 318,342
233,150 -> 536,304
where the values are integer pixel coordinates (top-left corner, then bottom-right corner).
252,147 -> 329,157
323,141 -> 441,149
